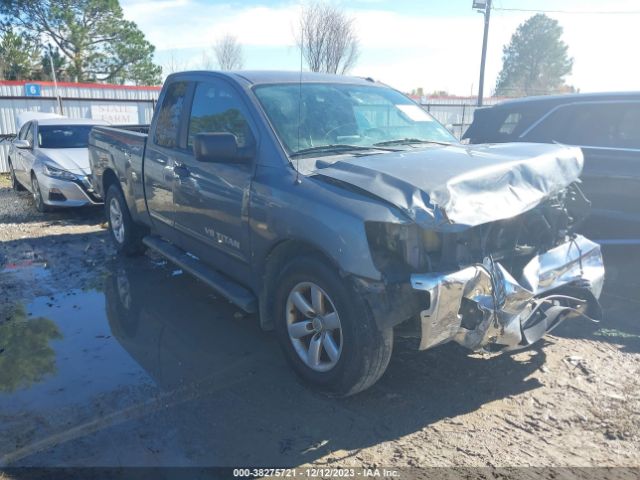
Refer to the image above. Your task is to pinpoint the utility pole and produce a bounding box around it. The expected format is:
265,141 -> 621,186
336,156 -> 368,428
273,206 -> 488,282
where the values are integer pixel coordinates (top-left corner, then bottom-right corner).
475,0 -> 492,106
46,47 -> 63,115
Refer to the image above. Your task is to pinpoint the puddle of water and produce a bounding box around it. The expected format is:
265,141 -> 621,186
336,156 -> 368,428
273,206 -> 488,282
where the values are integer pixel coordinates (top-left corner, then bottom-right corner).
0,259 -> 270,416
0,289 -> 154,413
1,261 -> 50,283
0,259 -> 316,466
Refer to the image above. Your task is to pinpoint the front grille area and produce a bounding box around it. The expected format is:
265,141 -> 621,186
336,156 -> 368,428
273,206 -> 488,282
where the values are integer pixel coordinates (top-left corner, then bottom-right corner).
438,183 -> 589,279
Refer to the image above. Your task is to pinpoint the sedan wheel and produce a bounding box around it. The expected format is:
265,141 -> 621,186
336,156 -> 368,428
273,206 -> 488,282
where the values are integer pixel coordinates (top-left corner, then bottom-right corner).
31,174 -> 49,212
286,282 -> 343,372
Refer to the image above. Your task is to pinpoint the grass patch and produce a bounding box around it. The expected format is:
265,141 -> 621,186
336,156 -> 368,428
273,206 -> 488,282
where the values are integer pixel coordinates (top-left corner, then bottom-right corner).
0,173 -> 11,189
594,328 -> 640,339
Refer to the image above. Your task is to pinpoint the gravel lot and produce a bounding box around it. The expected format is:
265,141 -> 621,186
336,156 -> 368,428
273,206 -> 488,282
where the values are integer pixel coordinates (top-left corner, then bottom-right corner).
0,173 -> 639,474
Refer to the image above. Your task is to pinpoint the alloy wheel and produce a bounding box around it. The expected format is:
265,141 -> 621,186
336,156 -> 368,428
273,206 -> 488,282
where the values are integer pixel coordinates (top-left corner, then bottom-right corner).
285,282 -> 343,372
109,197 -> 125,244
31,175 -> 44,210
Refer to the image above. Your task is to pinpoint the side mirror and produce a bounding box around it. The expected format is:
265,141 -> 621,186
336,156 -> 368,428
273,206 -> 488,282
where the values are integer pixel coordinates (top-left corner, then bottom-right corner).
193,133 -> 251,163
14,139 -> 31,149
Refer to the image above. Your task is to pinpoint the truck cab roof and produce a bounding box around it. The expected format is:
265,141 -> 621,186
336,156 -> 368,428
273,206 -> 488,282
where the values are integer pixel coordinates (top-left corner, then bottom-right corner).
166,70 -> 380,87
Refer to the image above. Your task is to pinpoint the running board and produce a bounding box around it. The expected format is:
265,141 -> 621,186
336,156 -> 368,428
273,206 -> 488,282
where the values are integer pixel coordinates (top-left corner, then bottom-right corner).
143,236 -> 257,313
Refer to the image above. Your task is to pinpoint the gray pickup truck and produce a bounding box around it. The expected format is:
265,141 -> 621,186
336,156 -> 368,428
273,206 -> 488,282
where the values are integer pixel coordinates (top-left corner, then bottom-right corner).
89,71 -> 605,396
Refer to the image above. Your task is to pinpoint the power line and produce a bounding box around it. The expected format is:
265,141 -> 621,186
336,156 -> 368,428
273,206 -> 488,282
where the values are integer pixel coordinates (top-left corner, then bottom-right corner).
493,7 -> 640,15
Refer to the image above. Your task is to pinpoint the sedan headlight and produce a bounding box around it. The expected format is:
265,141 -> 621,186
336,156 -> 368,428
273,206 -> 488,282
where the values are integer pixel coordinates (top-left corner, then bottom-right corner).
42,163 -> 78,181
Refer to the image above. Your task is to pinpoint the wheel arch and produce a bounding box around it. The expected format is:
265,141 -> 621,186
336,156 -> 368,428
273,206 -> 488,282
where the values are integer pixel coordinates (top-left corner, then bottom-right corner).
102,168 -> 120,196
258,238 -> 341,331
29,168 -> 38,191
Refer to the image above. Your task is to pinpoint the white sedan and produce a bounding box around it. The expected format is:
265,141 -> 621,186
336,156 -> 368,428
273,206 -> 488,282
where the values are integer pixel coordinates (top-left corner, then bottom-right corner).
8,115 -> 108,212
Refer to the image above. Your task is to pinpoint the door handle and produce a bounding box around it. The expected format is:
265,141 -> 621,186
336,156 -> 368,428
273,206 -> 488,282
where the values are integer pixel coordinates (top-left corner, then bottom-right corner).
173,163 -> 190,178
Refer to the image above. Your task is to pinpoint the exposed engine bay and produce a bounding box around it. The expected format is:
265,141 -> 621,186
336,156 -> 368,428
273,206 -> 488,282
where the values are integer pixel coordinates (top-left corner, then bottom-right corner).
366,182 -> 591,281
364,182 -> 604,352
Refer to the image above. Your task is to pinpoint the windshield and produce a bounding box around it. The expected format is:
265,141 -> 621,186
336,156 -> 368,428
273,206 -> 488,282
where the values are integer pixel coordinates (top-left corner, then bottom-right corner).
38,125 -> 93,149
254,83 -> 457,156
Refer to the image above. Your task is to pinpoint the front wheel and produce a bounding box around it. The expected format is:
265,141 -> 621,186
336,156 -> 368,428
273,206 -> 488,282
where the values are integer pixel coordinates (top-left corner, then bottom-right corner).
31,173 -> 50,212
274,256 -> 393,396
105,184 -> 145,256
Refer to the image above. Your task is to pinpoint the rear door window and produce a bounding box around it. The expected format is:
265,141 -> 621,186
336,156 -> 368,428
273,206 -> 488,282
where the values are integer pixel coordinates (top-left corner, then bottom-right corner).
154,81 -> 189,149
526,102 -> 640,149
560,104 -> 622,147
614,105 -> 640,149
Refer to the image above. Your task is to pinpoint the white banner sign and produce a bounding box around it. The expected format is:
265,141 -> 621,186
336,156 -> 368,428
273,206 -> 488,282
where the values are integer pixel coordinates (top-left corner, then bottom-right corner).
90,104 -> 139,124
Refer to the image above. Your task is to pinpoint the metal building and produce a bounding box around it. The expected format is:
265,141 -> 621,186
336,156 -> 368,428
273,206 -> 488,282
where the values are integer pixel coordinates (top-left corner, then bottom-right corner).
0,80 -> 160,173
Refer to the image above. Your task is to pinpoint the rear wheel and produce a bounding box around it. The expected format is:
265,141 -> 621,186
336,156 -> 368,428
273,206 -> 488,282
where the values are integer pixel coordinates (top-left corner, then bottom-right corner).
31,173 -> 50,212
105,183 -> 145,256
274,256 -> 393,396
9,159 -> 25,191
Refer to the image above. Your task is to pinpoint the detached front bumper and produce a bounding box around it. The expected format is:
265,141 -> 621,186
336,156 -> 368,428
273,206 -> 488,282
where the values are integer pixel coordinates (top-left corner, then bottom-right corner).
410,235 -> 605,351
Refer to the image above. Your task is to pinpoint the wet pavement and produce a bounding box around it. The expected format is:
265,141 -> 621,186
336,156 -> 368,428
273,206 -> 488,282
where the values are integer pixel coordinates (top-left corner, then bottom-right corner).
1,257 -> 401,466
0,230 -> 639,467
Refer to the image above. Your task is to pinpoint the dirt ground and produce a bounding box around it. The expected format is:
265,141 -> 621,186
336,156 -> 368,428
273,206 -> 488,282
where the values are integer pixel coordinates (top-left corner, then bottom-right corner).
0,173 -> 639,474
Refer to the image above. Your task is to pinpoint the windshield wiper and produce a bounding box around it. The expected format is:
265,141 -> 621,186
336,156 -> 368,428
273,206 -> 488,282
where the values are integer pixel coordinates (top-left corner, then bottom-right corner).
290,144 -> 396,157
373,138 -> 453,147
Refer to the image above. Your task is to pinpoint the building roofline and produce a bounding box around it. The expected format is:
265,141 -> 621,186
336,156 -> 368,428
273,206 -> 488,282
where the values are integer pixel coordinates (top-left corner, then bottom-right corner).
0,80 -> 161,91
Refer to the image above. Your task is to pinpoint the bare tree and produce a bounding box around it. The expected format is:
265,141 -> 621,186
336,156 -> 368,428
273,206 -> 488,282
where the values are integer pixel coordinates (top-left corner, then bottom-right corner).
200,50 -> 214,70
164,50 -> 190,75
213,35 -> 244,70
296,2 -> 359,75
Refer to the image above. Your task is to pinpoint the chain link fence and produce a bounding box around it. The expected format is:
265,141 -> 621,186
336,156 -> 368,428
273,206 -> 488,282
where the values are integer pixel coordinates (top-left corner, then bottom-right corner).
421,98 -> 503,139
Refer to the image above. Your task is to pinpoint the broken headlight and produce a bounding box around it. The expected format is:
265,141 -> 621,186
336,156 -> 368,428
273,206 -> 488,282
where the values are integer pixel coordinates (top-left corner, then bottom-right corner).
365,222 -> 441,276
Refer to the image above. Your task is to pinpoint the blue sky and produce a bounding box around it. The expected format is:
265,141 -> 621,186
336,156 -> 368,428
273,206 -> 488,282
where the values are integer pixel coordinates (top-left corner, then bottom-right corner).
121,0 -> 640,96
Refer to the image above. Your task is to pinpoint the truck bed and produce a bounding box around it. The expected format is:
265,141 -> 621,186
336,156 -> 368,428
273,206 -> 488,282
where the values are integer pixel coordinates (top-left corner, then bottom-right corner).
107,124 -> 151,135
88,125 -> 150,222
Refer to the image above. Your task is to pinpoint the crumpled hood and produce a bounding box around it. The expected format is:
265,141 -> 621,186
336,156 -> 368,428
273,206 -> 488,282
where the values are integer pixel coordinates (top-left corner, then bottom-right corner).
38,148 -> 91,175
313,143 -> 584,231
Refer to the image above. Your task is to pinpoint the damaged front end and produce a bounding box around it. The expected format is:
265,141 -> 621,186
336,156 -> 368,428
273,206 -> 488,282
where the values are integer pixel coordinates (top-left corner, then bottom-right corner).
411,234 -> 604,351
363,182 -> 605,352
320,143 -> 605,352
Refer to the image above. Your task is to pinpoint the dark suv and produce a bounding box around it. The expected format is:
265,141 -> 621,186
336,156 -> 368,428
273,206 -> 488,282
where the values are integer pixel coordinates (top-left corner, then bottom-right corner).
464,92 -> 640,240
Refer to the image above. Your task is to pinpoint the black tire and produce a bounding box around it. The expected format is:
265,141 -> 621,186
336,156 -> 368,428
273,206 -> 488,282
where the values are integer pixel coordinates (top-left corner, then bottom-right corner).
8,159 -> 25,191
31,173 -> 51,212
274,256 -> 393,397
105,183 -> 146,256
